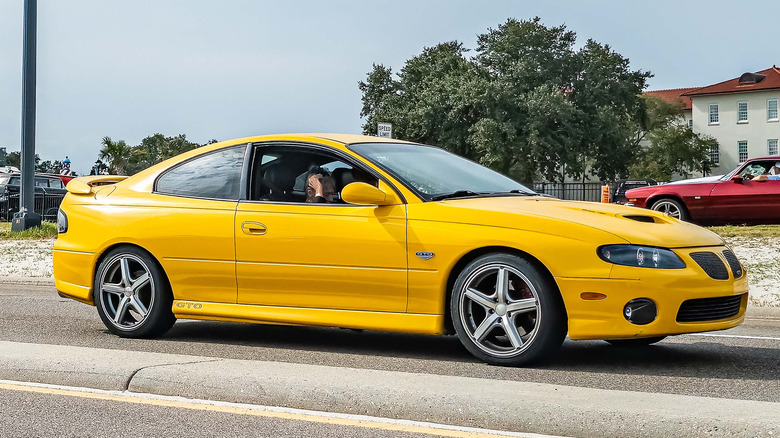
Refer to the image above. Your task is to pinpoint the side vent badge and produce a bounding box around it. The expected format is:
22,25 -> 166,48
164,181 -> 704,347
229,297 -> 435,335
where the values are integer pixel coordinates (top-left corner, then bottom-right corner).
416,251 -> 435,261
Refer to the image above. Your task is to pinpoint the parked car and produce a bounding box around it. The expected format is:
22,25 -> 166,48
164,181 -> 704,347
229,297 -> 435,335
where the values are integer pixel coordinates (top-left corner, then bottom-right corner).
0,172 -> 68,221
54,134 -> 746,366
625,157 -> 780,225
611,179 -> 658,204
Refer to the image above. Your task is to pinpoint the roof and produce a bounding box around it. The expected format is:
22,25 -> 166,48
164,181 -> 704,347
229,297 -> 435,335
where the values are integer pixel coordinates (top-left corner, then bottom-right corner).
682,66 -> 780,97
643,88 -> 698,110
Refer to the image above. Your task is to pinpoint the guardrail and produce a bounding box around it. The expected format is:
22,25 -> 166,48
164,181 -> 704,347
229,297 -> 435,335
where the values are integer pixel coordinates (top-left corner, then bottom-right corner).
0,192 -> 65,222
531,182 -> 604,202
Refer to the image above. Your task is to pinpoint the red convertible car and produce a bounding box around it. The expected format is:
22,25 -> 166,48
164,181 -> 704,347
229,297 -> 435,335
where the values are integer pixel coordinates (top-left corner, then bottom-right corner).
625,157 -> 780,225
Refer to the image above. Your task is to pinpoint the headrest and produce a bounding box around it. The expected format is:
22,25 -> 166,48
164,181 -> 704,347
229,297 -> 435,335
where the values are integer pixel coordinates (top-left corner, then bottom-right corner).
263,164 -> 298,190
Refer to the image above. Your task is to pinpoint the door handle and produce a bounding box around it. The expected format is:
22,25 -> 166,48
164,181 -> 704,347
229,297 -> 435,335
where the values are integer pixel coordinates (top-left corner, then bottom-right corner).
241,221 -> 267,235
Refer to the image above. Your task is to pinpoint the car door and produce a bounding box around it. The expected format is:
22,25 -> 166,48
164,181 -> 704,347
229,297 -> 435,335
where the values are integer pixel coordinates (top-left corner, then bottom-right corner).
149,145 -> 247,304
234,144 -> 408,312
709,163 -> 780,222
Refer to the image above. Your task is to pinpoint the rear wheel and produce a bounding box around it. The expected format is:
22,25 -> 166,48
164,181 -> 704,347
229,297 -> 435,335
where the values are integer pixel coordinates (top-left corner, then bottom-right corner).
606,336 -> 666,347
650,198 -> 688,221
450,253 -> 567,366
94,246 -> 175,338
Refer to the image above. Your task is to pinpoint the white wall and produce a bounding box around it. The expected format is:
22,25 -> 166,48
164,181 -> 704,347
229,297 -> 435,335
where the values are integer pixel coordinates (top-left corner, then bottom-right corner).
691,90 -> 780,173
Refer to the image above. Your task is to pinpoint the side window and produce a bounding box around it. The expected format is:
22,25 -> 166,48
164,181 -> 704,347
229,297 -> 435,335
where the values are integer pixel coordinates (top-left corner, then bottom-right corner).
156,146 -> 245,200
250,146 -> 377,204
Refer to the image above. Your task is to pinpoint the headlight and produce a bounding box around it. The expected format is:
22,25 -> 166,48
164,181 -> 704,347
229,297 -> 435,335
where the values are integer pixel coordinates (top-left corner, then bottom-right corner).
598,245 -> 685,269
57,209 -> 68,234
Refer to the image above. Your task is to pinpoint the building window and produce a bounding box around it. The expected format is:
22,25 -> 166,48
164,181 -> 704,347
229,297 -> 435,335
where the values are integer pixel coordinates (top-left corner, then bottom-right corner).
738,141 -> 748,163
769,139 -> 779,156
769,99 -> 779,121
688,119 -> 694,129
709,104 -> 719,124
737,101 -> 748,123
709,145 -> 720,165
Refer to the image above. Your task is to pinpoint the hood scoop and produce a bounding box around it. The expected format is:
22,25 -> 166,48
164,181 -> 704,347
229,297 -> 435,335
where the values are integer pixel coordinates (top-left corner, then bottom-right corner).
623,215 -> 657,223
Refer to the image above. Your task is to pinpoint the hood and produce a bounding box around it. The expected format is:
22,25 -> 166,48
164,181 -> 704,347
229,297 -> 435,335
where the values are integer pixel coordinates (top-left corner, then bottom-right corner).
417,196 -> 724,248
666,175 -> 723,185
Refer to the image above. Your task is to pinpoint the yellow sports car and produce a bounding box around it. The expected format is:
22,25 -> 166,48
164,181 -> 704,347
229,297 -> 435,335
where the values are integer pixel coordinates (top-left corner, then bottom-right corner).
54,134 -> 747,366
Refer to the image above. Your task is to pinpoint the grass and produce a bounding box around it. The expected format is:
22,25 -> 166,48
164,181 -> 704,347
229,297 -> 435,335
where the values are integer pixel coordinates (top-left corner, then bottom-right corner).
0,221 -> 58,240
707,225 -> 780,239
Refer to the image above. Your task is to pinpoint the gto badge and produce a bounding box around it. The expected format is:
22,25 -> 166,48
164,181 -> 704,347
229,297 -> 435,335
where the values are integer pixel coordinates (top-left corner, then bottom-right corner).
416,251 -> 435,261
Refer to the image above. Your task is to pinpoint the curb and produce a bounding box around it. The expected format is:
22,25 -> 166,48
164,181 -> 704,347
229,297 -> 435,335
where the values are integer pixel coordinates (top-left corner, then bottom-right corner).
0,276 -> 54,286
0,340 -> 778,438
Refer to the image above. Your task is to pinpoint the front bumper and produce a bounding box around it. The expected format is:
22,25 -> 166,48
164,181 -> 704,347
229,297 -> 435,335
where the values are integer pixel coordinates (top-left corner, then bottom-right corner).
558,245 -> 748,340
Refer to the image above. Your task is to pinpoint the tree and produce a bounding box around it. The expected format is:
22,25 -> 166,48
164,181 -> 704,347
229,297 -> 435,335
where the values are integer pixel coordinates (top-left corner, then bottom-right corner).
629,96 -> 716,181
36,160 -> 63,174
6,151 -> 40,169
631,126 -> 716,181
358,17 -> 651,183
97,134 -> 205,175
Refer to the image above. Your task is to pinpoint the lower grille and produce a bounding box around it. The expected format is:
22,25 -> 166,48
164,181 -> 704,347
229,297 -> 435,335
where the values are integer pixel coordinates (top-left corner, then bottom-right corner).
689,252 -> 729,280
677,294 -> 745,322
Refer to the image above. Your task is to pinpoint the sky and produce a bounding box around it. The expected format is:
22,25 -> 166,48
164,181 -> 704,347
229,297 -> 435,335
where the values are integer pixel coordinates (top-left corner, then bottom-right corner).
1,0 -> 780,175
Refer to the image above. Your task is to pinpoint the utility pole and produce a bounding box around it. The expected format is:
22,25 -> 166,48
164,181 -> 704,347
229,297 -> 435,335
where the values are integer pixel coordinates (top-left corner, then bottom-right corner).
13,0 -> 40,231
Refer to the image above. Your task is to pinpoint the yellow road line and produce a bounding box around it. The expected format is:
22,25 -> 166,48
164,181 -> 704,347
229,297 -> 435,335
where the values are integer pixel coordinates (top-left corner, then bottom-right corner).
0,381 -> 552,438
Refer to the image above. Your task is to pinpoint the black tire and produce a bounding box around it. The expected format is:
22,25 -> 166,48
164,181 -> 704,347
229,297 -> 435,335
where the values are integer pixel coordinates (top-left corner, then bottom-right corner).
650,198 -> 689,221
606,336 -> 666,347
450,253 -> 567,366
94,246 -> 175,338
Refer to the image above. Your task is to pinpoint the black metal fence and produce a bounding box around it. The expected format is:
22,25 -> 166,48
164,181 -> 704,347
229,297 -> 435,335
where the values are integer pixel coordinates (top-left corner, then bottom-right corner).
0,192 -> 65,222
531,182 -> 604,202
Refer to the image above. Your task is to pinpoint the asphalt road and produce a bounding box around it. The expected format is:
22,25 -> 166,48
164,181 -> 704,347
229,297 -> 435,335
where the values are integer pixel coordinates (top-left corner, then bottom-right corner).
1,283 -> 779,437
0,386 -> 463,438
2,284 -> 778,402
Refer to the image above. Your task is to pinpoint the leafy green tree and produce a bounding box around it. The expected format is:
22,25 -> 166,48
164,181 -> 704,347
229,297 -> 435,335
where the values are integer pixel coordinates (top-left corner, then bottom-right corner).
628,95 -> 716,181
98,134 -> 204,175
631,126 -> 716,181
6,151 -> 40,169
358,17 -> 651,183
35,160 -> 63,174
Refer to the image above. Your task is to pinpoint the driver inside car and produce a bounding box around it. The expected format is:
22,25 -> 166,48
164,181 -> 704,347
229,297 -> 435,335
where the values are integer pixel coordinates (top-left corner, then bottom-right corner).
306,166 -> 337,203
755,162 -> 780,182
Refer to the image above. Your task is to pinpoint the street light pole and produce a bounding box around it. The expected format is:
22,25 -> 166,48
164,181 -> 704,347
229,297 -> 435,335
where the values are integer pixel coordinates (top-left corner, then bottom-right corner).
14,0 -> 41,231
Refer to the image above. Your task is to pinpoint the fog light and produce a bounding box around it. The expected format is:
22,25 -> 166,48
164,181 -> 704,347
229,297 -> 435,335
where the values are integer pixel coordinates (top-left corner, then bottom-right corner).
623,298 -> 657,325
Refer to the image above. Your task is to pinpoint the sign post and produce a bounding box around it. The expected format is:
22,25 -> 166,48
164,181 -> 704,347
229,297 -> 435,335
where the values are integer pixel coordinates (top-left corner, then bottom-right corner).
377,122 -> 392,138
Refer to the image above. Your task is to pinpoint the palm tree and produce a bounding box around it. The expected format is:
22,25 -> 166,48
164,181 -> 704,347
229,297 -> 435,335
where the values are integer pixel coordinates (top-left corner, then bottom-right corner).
99,136 -> 131,175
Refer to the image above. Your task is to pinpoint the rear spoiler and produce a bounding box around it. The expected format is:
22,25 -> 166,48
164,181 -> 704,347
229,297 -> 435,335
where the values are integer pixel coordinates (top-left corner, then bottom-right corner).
66,175 -> 129,195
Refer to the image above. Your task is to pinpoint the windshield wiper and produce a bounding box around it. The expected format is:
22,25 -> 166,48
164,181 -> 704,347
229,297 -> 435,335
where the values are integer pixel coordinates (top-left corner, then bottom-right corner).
430,190 -> 484,201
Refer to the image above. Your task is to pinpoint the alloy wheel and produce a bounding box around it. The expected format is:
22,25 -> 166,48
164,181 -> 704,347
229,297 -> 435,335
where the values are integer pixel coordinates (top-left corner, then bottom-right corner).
652,200 -> 682,219
98,254 -> 155,330
458,263 -> 541,358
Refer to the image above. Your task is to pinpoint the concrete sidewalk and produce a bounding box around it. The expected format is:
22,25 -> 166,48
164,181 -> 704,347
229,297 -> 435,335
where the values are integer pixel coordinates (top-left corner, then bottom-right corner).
1,340 -> 778,438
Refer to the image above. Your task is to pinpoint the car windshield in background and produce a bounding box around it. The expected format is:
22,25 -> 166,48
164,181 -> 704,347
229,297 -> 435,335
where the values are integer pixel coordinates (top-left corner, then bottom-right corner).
350,142 -> 534,201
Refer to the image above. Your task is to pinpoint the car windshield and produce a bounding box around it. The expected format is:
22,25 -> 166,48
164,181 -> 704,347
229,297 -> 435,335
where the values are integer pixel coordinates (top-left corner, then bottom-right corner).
720,165 -> 743,181
350,142 -> 534,201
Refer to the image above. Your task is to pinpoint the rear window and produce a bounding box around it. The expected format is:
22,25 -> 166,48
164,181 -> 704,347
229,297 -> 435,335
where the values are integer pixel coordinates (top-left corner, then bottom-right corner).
156,146 -> 245,200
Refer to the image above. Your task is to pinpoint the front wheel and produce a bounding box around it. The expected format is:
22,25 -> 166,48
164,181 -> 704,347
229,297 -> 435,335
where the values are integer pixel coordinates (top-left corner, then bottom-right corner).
650,198 -> 688,221
94,246 -> 175,338
450,253 -> 567,366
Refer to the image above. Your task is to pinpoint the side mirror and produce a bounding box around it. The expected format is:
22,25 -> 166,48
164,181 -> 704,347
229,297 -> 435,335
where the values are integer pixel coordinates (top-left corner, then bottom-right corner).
341,182 -> 392,206
730,175 -> 743,183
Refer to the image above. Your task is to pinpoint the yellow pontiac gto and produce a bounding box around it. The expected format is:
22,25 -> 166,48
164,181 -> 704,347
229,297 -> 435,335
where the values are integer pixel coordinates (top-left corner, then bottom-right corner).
54,134 -> 748,366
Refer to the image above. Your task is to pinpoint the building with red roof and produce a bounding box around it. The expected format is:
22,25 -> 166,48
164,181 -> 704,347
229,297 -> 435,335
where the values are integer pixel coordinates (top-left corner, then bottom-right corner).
681,66 -> 780,172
